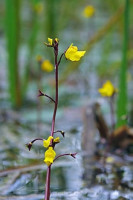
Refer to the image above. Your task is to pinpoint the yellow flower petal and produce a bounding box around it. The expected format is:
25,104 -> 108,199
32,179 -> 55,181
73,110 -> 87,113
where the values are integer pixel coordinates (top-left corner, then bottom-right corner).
41,60 -> 54,72
44,147 -> 56,166
83,5 -> 95,18
65,44 -> 86,61
71,51 -> 86,61
43,136 -> 53,148
48,38 -> 53,45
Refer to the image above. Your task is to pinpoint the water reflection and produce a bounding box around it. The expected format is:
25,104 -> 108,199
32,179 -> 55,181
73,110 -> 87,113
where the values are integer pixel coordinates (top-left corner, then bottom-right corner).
0,118 -> 133,200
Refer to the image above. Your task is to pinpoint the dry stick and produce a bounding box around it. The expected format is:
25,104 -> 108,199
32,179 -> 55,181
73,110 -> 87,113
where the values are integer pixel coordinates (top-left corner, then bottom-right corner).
59,6 -> 125,84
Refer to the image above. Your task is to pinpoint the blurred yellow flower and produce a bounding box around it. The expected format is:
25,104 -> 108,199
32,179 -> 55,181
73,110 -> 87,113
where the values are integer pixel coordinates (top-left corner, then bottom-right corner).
44,147 -> 56,166
83,5 -> 95,18
34,3 -> 43,14
98,80 -> 117,97
65,44 -> 86,61
106,156 -> 115,164
43,136 -> 53,148
41,60 -> 54,72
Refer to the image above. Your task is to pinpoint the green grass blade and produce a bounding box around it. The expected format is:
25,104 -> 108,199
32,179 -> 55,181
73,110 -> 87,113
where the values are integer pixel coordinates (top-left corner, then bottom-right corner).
21,1 -> 40,99
116,0 -> 130,127
45,0 -> 58,38
5,0 -> 21,107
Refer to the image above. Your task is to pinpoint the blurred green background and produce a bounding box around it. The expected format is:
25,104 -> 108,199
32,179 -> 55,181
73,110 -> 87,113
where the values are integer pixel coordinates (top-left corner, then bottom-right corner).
0,0 -> 132,110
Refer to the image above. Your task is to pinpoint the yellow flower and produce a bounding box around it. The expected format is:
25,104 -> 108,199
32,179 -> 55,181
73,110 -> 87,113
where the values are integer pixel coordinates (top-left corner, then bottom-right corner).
54,137 -> 60,143
83,5 -> 95,18
41,60 -> 54,72
98,80 -> 117,97
48,38 -> 53,45
43,136 -> 53,148
44,147 -> 56,166
65,44 -> 86,61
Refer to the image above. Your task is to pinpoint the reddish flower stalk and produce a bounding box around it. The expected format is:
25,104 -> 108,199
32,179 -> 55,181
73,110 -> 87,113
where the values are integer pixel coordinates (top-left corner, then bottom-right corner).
38,90 -> 55,103
45,166 -> 51,200
44,40 -> 59,200
27,38 -> 85,200
54,153 -> 77,162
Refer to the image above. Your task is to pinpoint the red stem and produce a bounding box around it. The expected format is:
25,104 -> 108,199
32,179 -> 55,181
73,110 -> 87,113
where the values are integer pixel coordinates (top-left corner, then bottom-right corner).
44,94 -> 55,103
44,43 -> 59,200
54,153 -> 71,161
54,153 -> 77,162
44,166 -> 51,200
51,51 -> 58,137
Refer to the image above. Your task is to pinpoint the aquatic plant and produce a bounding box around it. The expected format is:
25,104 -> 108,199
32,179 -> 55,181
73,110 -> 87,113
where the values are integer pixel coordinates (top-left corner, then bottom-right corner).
98,80 -> 117,131
27,38 -> 86,200
96,0 -> 130,131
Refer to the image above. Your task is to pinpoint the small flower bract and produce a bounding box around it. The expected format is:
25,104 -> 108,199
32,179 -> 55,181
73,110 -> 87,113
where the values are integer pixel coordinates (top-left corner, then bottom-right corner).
98,80 -> 117,97
65,44 -> 86,61
41,60 -> 54,72
44,147 -> 56,166
43,136 -> 53,148
83,5 -> 95,18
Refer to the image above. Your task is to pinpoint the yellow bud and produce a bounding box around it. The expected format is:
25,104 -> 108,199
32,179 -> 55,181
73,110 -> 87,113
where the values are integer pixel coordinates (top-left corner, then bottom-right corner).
54,137 -> 60,143
48,38 -> 53,46
55,38 -> 59,43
